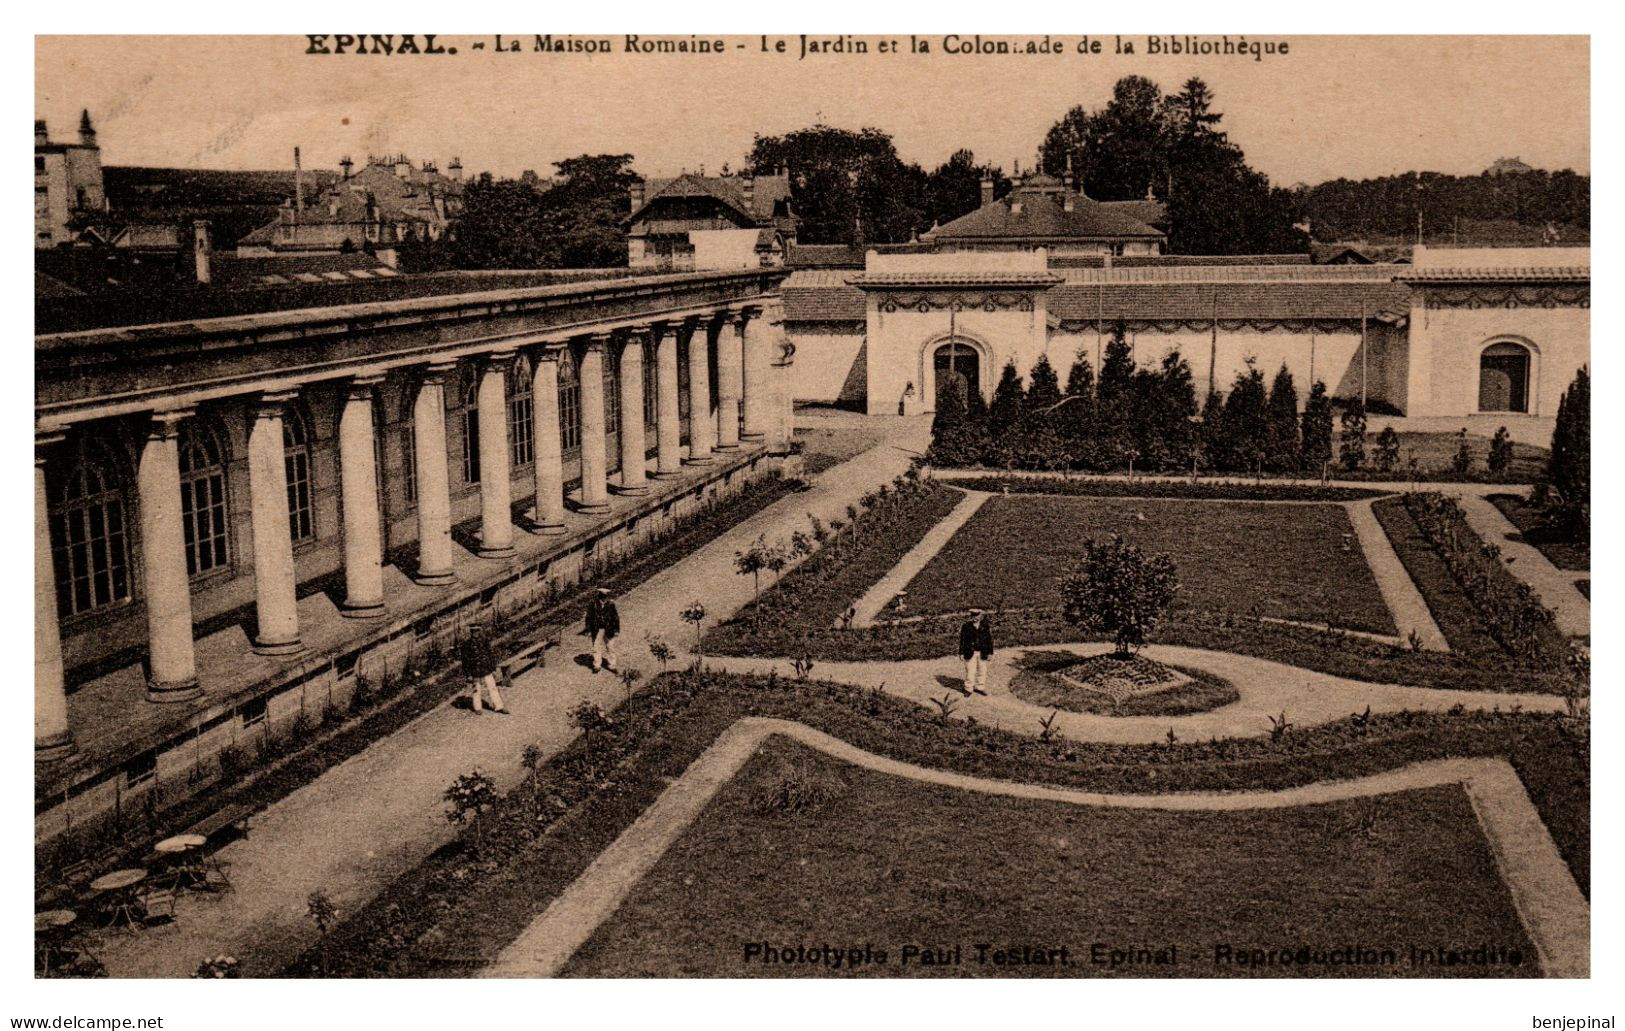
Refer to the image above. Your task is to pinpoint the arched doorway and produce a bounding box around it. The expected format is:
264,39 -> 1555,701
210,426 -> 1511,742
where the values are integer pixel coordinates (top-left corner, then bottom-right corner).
933,340 -> 981,410
1479,341 -> 1532,413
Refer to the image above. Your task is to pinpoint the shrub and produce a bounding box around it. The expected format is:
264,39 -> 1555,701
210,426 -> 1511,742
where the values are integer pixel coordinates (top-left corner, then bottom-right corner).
1339,398 -> 1367,471
1451,429 -> 1473,476
1058,534 -> 1180,656
1488,427 -> 1513,475
443,770 -> 497,850
567,700 -> 611,735
1375,426 -> 1401,473
1546,368 -> 1590,534
749,758 -> 847,814
1300,381 -> 1334,473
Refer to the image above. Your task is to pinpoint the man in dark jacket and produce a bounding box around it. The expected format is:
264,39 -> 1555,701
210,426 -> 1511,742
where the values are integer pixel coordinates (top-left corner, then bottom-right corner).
461,624 -> 508,714
959,608 -> 993,694
584,587 -> 621,673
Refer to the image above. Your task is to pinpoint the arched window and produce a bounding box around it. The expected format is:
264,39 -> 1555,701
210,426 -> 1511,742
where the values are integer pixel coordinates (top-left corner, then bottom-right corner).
178,420 -> 229,578
461,375 -> 481,484
49,435 -> 131,617
509,355 -> 534,468
284,406 -> 314,543
558,350 -> 581,452
1479,341 -> 1532,413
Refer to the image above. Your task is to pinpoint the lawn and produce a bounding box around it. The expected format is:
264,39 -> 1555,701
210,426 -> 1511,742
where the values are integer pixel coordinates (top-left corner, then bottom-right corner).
562,737 -> 1536,978
288,671 -> 1586,976
1488,493 -> 1589,571
903,496 -> 1396,636
1007,651 -> 1241,717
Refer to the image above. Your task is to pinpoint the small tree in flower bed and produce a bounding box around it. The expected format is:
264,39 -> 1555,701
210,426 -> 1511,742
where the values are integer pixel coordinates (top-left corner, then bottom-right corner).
1059,534 -> 1180,657
443,770 -> 498,852
680,601 -> 707,658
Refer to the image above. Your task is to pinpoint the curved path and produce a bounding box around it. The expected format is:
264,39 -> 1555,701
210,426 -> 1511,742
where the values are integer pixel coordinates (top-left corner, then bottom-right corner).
709,642 -> 1566,745
486,716 -> 1588,979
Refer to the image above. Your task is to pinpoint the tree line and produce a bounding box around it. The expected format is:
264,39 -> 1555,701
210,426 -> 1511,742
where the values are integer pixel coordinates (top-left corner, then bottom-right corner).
927,323 -> 1350,476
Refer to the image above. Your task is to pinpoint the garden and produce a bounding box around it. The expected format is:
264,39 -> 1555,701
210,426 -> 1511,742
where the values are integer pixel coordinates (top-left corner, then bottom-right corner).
280,667 -> 1587,978
561,737 -> 1534,978
900,495 -> 1396,635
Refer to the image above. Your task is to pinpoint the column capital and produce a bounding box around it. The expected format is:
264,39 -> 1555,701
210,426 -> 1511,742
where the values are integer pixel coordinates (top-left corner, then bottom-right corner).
583,332 -> 613,353
723,306 -> 750,326
649,320 -> 677,341
422,359 -> 460,381
253,388 -> 302,418
622,325 -> 653,343
145,408 -> 194,440
481,348 -> 518,369
739,302 -> 765,320
35,428 -> 66,457
348,369 -> 387,388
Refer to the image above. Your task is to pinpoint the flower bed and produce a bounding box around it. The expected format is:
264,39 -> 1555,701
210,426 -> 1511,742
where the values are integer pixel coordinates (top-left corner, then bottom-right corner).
945,475 -> 1387,503
1488,493 -> 1589,572
706,478 -> 964,658
285,669 -> 1589,976
1008,650 -> 1240,717
1393,493 -> 1570,667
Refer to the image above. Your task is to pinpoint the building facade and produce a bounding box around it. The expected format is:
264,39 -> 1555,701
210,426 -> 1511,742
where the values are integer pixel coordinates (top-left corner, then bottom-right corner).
36,270 -> 794,840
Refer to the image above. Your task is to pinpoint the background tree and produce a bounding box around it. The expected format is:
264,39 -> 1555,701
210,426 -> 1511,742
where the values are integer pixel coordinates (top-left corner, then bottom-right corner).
441,173 -> 552,269
748,125 -> 927,244
1300,381 -> 1334,472
1546,366 -> 1589,534
1134,351 -> 1197,469
1198,388 -> 1224,470
1263,365 -> 1300,473
924,149 -> 1011,229
1059,534 -> 1180,657
1093,324 -> 1138,467
1339,397 -> 1368,471
1061,351 -> 1097,466
537,154 -> 639,267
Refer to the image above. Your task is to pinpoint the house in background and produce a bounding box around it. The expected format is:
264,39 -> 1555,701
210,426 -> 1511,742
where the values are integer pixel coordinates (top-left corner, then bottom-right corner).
237,153 -> 467,266
920,171 -> 1167,256
625,170 -> 798,271
35,112 -> 107,248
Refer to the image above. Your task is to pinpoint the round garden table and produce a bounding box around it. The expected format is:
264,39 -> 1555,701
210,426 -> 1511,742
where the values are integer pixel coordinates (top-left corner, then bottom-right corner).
89,868 -> 147,928
34,910 -> 77,976
154,834 -> 209,890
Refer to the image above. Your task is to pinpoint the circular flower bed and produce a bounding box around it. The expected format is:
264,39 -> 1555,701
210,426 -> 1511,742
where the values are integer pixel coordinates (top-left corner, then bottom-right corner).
1008,650 -> 1240,717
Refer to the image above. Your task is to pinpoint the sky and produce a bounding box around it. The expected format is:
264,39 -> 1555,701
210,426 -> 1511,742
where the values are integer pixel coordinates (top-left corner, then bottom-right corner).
35,35 -> 1589,186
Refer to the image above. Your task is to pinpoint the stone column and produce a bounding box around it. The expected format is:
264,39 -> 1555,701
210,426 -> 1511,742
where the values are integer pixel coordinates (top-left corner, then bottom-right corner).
338,373 -> 387,616
684,317 -> 716,464
35,432 -> 73,759
530,346 -> 567,534
413,362 -> 457,583
616,330 -> 651,496
247,392 -> 304,654
577,335 -> 612,514
653,323 -> 683,478
137,409 -> 202,701
715,309 -> 744,450
740,303 -> 769,443
476,352 -> 517,557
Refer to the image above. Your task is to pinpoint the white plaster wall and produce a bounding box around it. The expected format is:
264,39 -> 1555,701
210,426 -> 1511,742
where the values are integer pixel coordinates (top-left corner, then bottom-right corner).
784,324 -> 866,404
864,299 -> 1047,415
690,230 -> 761,270
1406,304 -> 1589,420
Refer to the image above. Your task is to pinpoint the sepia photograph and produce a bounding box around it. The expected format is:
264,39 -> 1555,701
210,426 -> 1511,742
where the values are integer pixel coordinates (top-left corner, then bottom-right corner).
25,26 -> 1594,1010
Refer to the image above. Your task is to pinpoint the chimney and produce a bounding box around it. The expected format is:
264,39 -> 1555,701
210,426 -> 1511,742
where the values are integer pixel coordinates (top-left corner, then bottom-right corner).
192,221 -> 213,285
78,109 -> 96,147
629,178 -> 646,210
294,146 -> 305,217
1063,156 -> 1075,213
742,173 -> 755,215
448,156 -> 463,182
980,173 -> 994,207
394,154 -> 411,178
34,119 -> 48,146
1064,153 -> 1076,195
339,154 -> 354,178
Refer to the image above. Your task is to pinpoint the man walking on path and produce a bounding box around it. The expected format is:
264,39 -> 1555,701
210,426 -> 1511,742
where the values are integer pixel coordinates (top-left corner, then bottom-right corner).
585,587 -> 621,673
461,624 -> 509,714
959,608 -> 993,694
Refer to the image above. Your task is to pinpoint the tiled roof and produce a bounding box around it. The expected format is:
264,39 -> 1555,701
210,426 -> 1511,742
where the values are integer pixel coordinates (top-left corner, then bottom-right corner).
1099,198 -> 1169,227
849,271 -> 1063,288
627,173 -> 793,228
779,274 -> 1412,325
787,244 -> 863,268
1394,266 -> 1589,283
925,190 -> 1164,242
